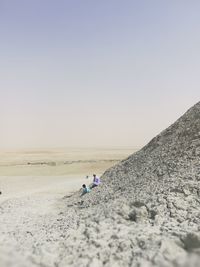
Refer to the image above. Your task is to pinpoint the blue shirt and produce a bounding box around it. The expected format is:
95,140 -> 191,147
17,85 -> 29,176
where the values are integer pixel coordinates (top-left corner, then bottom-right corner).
83,187 -> 91,193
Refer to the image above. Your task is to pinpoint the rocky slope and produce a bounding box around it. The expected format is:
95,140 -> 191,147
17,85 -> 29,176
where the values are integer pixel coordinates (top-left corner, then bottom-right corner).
62,101 -> 200,266
79,101 -> 200,207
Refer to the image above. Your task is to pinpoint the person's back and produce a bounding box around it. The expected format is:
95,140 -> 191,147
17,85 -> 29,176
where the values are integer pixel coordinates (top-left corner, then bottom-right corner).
81,184 -> 91,195
84,186 -> 91,193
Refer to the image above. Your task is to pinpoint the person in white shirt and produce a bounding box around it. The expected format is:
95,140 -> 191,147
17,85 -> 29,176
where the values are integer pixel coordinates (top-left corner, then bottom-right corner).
91,174 -> 101,188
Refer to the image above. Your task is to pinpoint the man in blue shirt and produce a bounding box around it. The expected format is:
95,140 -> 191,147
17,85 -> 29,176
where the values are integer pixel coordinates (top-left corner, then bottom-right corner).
81,184 -> 91,196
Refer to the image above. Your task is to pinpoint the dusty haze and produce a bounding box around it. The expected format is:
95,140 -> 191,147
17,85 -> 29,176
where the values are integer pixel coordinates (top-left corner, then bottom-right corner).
1,1 -> 200,150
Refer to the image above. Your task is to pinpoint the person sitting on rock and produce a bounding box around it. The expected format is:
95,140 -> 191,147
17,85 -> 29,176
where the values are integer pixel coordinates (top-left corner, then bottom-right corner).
81,184 -> 91,196
91,174 -> 101,188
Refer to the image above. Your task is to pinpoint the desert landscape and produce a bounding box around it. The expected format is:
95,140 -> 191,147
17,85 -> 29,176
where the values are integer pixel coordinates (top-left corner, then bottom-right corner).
0,147 -> 135,201
0,102 -> 200,267
0,147 -> 136,176
0,147 -> 136,266
1,1 -> 199,266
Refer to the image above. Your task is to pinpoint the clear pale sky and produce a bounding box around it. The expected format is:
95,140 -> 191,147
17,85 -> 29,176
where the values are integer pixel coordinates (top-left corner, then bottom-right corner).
0,0 -> 200,149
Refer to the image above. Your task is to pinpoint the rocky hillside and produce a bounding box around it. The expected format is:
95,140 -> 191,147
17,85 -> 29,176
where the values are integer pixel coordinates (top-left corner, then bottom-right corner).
80,101 -> 200,207
63,101 -> 200,267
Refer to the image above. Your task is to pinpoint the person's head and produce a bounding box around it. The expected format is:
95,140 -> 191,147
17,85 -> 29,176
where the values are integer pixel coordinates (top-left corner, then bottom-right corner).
82,184 -> 86,188
93,174 -> 96,177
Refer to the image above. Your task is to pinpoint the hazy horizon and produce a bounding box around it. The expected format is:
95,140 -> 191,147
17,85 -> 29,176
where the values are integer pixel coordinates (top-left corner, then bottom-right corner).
0,145 -> 141,153
1,1 -> 200,150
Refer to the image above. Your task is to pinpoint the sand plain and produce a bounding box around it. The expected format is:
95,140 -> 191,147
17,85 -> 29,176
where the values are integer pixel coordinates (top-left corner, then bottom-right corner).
0,147 -> 136,201
0,147 -> 136,176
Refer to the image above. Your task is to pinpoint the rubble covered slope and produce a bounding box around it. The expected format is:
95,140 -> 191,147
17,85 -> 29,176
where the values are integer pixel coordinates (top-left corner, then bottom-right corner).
64,101 -> 200,267
80,101 -> 200,206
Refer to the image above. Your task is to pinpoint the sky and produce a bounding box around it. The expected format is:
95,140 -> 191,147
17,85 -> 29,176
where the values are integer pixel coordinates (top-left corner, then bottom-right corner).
0,0 -> 200,150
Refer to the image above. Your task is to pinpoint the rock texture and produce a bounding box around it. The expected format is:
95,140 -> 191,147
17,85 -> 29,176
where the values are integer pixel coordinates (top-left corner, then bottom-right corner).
63,101 -> 200,266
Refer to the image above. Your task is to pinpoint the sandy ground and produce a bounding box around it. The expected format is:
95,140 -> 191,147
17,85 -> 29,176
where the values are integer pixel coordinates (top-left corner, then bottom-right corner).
0,147 -> 136,200
0,175 -> 83,267
0,147 -> 137,267
0,175 -> 87,202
